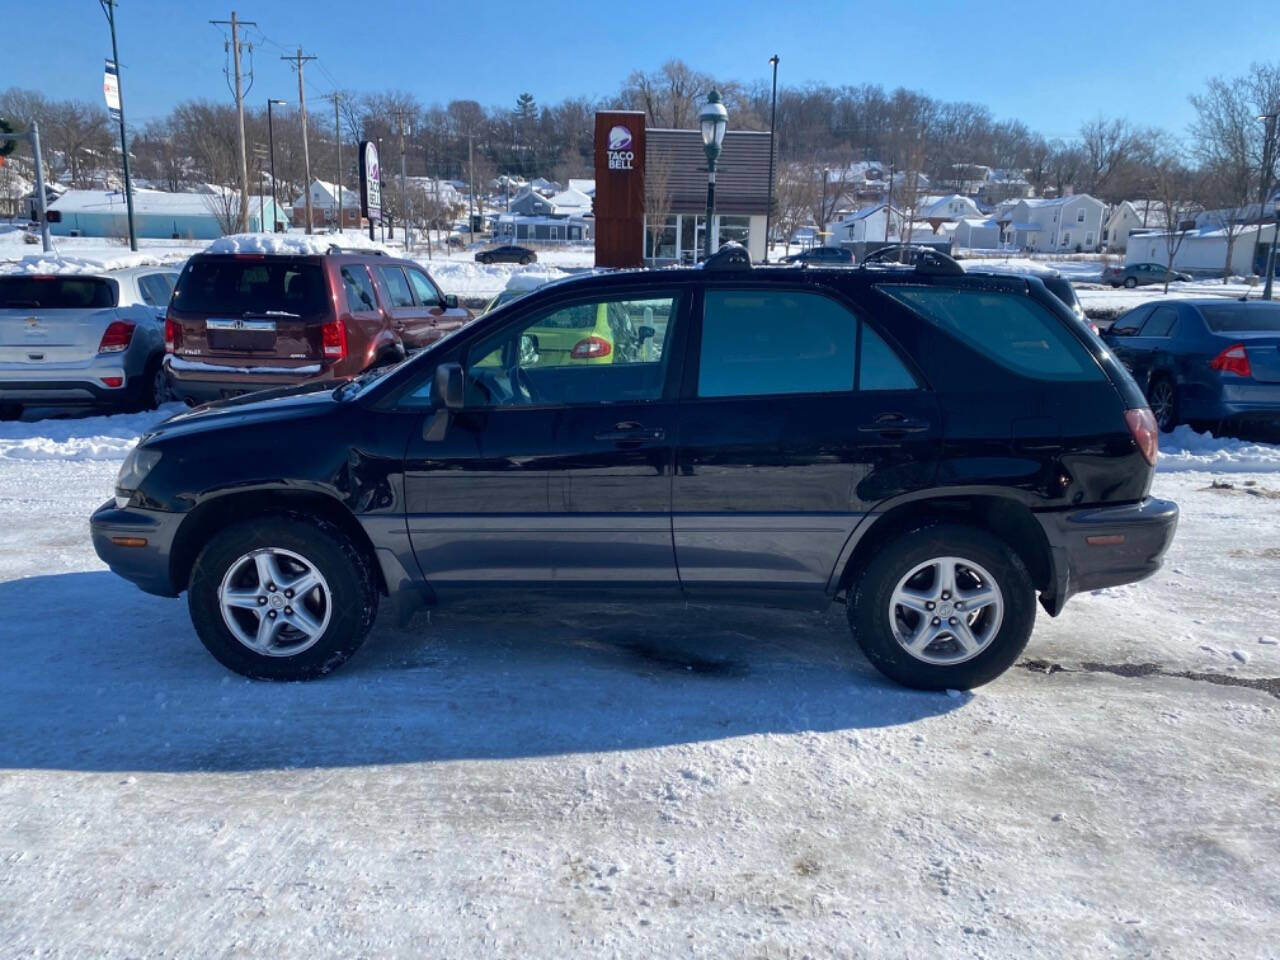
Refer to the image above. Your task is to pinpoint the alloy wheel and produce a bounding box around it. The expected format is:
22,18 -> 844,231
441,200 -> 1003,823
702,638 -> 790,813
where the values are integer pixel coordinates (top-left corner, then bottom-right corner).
1149,381 -> 1175,432
217,547 -> 332,656
888,556 -> 1004,666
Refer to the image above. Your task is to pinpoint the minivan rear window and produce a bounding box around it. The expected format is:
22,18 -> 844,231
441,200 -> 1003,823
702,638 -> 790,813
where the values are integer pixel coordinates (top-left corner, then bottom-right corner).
1199,304 -> 1280,333
0,276 -> 117,309
881,285 -> 1103,382
172,258 -> 328,316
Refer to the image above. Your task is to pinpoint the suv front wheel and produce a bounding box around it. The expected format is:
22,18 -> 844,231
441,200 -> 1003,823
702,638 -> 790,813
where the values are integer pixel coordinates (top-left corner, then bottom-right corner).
188,513 -> 378,680
847,523 -> 1036,690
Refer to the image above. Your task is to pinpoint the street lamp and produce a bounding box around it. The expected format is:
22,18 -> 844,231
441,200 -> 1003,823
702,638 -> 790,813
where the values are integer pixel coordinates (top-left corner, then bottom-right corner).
764,55 -> 779,263
266,99 -> 287,232
1260,112 -> 1278,300
819,166 -> 830,249
699,89 -> 729,260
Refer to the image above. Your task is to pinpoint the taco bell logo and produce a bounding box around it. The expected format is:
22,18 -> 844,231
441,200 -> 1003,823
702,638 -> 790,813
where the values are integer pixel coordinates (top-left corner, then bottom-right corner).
607,125 -> 634,170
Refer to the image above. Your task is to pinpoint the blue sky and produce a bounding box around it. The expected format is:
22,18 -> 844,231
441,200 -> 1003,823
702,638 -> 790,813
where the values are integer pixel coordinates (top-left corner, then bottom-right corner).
10,0 -> 1278,139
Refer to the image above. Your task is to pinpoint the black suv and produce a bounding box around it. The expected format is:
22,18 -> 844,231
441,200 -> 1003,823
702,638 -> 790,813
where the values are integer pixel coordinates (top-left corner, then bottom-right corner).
92,252 -> 1177,690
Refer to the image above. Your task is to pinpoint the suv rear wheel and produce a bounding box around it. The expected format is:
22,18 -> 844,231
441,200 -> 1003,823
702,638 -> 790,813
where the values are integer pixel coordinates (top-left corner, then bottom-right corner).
847,523 -> 1036,690
188,513 -> 378,680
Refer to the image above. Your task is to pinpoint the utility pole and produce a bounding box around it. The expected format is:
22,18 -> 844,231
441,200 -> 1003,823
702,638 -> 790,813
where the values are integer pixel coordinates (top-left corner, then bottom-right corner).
1259,112 -> 1278,301
266,98 -> 286,232
282,48 -> 317,233
467,131 -> 475,235
1,122 -> 50,251
394,109 -> 410,252
100,0 -> 137,250
324,93 -> 343,235
210,12 -> 257,234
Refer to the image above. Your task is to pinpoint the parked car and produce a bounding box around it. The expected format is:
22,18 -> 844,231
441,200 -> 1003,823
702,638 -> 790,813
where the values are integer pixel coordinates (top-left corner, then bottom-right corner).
783,246 -> 853,265
1102,262 -> 1192,288
94,250 -> 1176,691
1102,299 -> 1280,431
481,272 -> 556,315
476,245 -> 537,265
0,266 -> 180,419
164,248 -> 470,405
963,263 -> 1096,333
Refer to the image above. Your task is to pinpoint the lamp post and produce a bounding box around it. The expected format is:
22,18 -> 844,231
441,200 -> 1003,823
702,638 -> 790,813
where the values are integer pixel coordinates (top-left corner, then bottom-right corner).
1260,112 -> 1278,300
266,99 -> 287,233
764,55 -> 779,263
699,89 -> 729,260
99,0 -> 137,251
819,166 -> 830,249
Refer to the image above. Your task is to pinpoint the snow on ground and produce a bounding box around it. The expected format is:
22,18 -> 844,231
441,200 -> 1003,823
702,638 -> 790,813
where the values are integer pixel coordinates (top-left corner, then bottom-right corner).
1,407 -> 1278,957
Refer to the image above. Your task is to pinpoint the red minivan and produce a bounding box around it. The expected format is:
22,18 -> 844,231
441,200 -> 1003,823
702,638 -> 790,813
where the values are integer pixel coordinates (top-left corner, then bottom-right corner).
164,249 -> 471,404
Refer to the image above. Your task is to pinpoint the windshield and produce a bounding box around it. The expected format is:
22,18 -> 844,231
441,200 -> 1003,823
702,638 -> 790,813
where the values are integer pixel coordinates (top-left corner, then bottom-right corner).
172,257 -> 328,316
0,276 -> 117,309
1199,304 -> 1280,333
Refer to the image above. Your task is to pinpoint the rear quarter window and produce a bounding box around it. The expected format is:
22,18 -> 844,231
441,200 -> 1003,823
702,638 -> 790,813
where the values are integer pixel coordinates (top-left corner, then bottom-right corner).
880,285 -> 1104,382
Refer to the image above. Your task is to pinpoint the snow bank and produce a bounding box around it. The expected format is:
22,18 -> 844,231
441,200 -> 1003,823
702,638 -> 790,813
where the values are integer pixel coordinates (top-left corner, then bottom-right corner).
205,233 -> 391,257
0,250 -> 188,276
1157,426 -> 1280,473
423,260 -> 571,298
0,405 -> 181,462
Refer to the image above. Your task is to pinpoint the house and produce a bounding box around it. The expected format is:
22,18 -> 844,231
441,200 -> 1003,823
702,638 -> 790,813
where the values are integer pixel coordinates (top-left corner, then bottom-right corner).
45,188 -> 288,239
1126,222 -> 1276,276
914,194 -> 984,224
492,212 -> 593,245
996,194 -> 1105,251
507,187 -> 556,217
567,178 -> 596,198
951,217 -> 1003,250
828,203 -> 902,247
979,168 -> 1032,204
547,187 -> 592,216
1104,200 -> 1168,251
292,179 -> 362,229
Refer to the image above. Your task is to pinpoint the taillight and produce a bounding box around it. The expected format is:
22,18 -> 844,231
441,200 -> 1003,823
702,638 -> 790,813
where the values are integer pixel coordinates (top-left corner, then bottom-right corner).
321,319 -> 347,360
570,335 -> 611,360
1088,321 -> 1100,336
1209,343 -> 1252,378
97,320 -> 136,354
164,315 -> 180,353
1124,407 -> 1159,465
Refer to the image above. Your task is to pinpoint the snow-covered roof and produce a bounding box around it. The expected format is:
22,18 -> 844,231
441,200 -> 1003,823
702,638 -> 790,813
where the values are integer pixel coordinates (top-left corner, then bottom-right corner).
49,189 -> 234,217
549,187 -> 592,212
567,178 -> 595,197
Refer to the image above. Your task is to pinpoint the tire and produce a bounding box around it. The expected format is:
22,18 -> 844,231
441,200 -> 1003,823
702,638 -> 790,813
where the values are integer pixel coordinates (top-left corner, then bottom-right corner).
129,355 -> 168,411
846,523 -> 1036,691
1123,277 -> 1137,288
519,256 -> 532,265
1147,376 -> 1179,432
187,513 -> 378,680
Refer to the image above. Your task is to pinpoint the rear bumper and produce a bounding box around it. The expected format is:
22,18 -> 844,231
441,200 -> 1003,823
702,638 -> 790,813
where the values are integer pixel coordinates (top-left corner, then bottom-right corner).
0,364 -> 131,405
1036,497 -> 1179,616
91,500 -> 183,597
165,355 -> 333,404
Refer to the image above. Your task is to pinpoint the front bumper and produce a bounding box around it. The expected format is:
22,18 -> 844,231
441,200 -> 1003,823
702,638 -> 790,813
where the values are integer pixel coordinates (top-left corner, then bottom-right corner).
91,500 -> 183,597
1036,497 -> 1179,615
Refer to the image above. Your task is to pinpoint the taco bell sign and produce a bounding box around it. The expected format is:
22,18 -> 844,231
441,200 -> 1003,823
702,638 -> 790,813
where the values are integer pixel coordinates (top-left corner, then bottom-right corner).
606,125 -> 634,170
359,140 -> 381,223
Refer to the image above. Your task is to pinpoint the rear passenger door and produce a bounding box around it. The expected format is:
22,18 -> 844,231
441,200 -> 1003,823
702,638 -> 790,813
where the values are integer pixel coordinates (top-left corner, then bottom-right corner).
672,284 -> 939,607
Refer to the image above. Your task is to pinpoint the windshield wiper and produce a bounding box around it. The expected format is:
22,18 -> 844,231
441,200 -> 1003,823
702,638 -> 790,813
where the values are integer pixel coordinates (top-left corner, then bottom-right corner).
332,378 -> 361,401
244,309 -> 301,318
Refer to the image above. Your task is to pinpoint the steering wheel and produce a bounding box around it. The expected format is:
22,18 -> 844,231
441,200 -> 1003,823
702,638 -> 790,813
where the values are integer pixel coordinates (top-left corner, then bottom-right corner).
508,365 -> 539,404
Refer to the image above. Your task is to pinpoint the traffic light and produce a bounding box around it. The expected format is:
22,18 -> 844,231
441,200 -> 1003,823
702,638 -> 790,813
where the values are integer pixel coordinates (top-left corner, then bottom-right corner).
0,118 -> 15,159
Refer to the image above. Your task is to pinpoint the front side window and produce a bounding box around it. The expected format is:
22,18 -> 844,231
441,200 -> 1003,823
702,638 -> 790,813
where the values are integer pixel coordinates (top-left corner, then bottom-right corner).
882,286 -> 1104,382
340,264 -> 378,313
1110,305 -> 1152,337
406,268 -> 441,307
460,294 -> 677,407
698,290 -> 857,397
376,266 -> 415,308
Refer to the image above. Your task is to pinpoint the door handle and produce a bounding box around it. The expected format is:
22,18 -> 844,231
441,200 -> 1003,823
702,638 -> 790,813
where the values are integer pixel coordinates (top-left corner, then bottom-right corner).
858,413 -> 930,434
594,425 -> 666,442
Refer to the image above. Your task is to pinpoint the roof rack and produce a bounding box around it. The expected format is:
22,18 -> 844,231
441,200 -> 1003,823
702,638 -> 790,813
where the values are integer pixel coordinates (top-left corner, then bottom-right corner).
860,243 -> 964,277
326,244 -> 386,256
701,242 -> 752,271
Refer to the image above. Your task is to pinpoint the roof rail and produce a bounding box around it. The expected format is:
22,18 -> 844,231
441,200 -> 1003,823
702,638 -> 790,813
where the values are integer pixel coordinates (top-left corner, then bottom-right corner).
701,242 -> 752,271
326,244 -> 386,256
861,243 -> 964,276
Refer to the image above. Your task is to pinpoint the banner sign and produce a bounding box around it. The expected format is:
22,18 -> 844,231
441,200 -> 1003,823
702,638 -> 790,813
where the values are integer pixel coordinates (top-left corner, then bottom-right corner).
359,140 -> 381,223
103,61 -> 121,123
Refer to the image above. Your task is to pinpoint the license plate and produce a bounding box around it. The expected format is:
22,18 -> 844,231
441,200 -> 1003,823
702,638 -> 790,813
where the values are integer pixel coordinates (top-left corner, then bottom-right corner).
207,318 -> 276,351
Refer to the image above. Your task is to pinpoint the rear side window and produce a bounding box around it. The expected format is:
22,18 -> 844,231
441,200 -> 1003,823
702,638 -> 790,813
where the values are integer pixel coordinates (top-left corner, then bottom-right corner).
340,265 -> 378,313
1139,305 -> 1179,338
173,259 -> 327,316
698,290 -> 856,397
860,325 -> 918,390
137,273 -> 174,307
882,286 -> 1103,382
0,276 -> 117,308
377,266 -> 414,308
1199,305 -> 1280,333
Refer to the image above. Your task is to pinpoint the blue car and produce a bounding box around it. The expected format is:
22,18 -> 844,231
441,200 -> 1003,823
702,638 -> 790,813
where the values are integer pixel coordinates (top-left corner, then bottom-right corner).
1103,299 -> 1280,431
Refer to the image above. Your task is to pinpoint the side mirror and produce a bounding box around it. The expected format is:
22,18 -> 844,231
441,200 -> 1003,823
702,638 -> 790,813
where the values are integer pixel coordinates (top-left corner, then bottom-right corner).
444,293 -> 459,309
637,325 -> 655,341
432,362 -> 465,410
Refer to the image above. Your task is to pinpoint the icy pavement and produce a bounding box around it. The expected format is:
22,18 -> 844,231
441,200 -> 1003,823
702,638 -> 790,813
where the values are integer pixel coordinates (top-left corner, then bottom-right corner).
1,409 -> 1278,957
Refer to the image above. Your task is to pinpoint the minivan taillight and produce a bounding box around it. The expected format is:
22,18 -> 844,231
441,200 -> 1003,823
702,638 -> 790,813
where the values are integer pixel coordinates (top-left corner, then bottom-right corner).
570,336 -> 611,360
1124,408 -> 1159,465
321,319 -> 347,360
97,320 -> 136,354
164,315 -> 180,353
1209,343 -> 1252,378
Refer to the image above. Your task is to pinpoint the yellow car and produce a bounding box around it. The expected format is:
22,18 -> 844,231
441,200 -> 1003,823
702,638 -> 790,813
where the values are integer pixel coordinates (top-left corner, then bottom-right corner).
477,299 -> 659,369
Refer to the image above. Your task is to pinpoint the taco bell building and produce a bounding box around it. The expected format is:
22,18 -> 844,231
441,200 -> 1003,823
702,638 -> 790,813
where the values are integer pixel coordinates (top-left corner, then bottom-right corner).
593,110 -> 772,268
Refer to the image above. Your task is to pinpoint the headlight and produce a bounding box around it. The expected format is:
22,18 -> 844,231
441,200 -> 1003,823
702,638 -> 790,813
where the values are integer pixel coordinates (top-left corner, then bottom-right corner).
115,446 -> 162,507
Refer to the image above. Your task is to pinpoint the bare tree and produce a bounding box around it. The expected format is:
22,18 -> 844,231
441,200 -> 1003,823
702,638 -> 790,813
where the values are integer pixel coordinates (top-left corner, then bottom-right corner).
644,150 -> 673,262
203,186 -> 243,236
774,162 -> 817,257
1150,146 -> 1202,293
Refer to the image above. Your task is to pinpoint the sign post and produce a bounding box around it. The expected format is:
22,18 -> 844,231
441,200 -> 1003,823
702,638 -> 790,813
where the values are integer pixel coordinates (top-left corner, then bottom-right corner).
100,1 -> 138,251
0,120 -> 51,252
359,140 -> 382,242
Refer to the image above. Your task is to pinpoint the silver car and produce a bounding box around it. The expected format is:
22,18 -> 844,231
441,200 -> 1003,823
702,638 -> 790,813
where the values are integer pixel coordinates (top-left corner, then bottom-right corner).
0,265 -> 180,418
